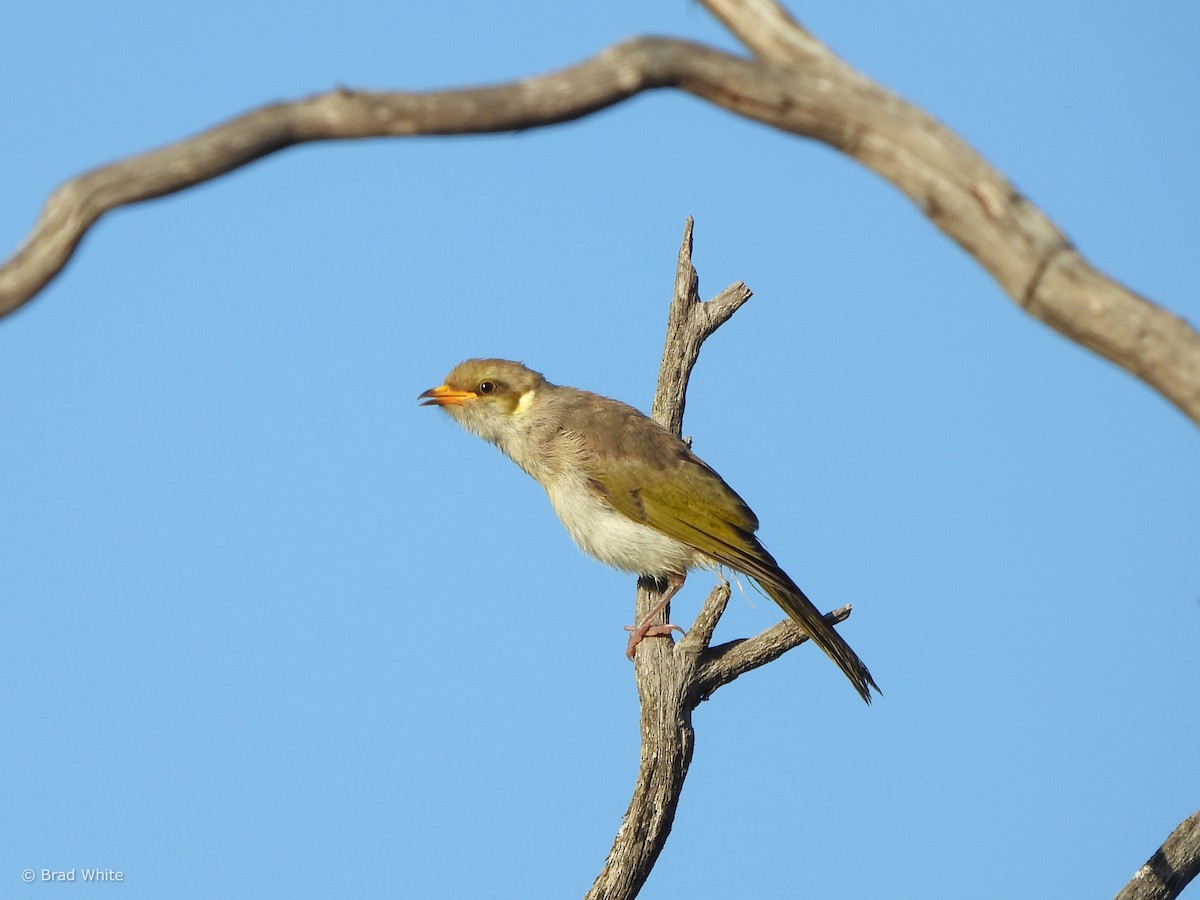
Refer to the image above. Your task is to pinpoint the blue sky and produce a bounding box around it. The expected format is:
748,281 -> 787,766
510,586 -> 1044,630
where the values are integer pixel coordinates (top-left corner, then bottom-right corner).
2,2 -> 1198,898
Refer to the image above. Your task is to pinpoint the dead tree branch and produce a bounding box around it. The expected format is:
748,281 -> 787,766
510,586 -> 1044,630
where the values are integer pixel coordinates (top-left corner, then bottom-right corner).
584,219 -> 857,899
694,605 -> 853,701
2,5 -> 1198,425
1114,811 -> 1200,900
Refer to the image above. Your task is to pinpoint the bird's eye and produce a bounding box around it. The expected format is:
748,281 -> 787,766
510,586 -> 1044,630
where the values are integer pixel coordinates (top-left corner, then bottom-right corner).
478,381 -> 496,395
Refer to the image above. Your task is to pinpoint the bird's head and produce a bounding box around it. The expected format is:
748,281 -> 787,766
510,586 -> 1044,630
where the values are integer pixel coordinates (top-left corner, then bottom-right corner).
418,358 -> 546,445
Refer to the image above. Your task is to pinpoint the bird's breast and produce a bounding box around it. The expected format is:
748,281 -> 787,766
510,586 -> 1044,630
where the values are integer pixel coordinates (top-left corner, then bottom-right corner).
544,474 -> 699,578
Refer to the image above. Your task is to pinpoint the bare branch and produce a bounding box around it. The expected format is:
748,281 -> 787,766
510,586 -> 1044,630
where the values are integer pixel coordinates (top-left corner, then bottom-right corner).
588,222 -> 850,897
1115,811 -> 1200,900
652,216 -> 753,435
693,605 -> 853,701
3,27 -> 1196,424
0,38 -> 692,318
587,223 -> 753,900
585,577 -> 700,900
706,0 -> 1200,426
676,579 -> 732,656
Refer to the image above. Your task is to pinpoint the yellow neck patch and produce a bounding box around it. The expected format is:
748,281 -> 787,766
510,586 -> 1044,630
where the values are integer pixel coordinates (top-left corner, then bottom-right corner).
512,388 -> 536,416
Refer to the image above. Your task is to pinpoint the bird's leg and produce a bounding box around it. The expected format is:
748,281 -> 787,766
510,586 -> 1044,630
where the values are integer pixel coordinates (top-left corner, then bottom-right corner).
624,573 -> 686,658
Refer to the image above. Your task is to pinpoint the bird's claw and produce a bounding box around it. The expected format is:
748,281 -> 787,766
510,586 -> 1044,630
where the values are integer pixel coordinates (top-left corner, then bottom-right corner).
624,622 -> 685,659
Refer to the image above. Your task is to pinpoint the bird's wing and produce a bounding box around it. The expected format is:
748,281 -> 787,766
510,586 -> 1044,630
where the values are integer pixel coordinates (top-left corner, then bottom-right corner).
591,452 -> 783,583
561,393 -> 780,582
592,438 -> 880,703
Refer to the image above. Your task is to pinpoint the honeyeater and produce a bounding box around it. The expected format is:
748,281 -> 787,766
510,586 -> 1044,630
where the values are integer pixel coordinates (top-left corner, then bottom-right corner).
420,358 -> 878,703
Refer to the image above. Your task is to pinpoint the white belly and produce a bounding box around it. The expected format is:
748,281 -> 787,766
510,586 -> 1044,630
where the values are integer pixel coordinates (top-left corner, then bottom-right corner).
545,476 -> 698,578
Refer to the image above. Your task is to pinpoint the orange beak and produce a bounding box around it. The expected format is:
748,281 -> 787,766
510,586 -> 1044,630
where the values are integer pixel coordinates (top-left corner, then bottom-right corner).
418,384 -> 477,407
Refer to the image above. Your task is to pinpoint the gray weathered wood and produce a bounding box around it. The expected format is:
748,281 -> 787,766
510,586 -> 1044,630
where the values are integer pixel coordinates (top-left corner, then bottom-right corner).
2,9 -> 1197,425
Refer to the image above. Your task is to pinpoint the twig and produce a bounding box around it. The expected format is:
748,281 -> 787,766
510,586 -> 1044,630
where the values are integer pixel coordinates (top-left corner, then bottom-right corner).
676,579 -> 732,656
651,216 -> 752,436
693,605 -> 853,702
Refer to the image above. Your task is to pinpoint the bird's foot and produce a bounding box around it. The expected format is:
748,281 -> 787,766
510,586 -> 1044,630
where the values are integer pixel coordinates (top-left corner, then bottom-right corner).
624,622 -> 685,659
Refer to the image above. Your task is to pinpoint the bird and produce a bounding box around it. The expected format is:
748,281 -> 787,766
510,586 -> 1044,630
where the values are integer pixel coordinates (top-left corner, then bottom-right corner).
419,358 -> 878,703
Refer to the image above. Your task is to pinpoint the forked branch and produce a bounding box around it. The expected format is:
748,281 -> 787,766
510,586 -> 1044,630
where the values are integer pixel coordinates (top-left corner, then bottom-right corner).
585,219 -> 858,899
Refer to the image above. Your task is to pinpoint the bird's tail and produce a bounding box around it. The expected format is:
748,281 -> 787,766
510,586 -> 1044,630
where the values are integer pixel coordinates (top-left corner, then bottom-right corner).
759,576 -> 879,704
